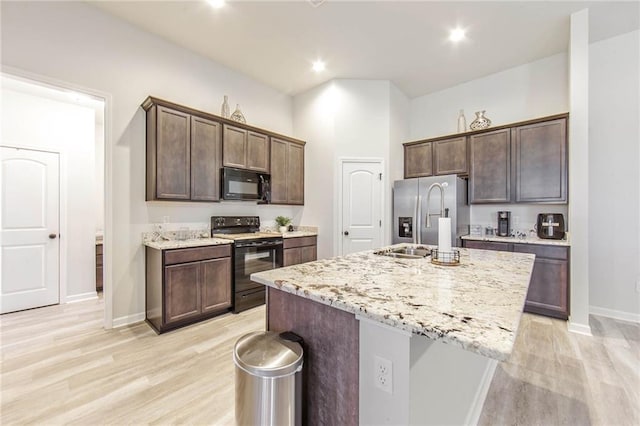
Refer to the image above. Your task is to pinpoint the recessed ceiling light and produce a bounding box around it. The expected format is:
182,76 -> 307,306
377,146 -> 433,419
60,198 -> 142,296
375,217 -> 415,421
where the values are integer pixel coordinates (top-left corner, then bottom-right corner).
207,0 -> 225,9
312,60 -> 326,73
449,28 -> 466,42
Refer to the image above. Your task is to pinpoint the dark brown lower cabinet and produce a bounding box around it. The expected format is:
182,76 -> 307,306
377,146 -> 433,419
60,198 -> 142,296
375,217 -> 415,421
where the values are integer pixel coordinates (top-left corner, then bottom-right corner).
462,239 -> 569,319
283,236 -> 317,266
96,243 -> 103,292
146,244 -> 232,333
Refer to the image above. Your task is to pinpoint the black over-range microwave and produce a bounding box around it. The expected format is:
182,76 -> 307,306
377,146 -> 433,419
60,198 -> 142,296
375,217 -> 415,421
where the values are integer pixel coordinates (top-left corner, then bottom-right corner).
221,167 -> 270,201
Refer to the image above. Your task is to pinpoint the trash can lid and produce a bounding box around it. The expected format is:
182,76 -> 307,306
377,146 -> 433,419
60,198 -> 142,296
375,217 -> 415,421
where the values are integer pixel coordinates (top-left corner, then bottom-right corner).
233,331 -> 303,377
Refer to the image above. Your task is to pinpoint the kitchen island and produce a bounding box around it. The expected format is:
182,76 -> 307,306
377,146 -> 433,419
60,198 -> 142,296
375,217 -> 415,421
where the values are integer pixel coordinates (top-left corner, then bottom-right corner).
251,244 -> 535,425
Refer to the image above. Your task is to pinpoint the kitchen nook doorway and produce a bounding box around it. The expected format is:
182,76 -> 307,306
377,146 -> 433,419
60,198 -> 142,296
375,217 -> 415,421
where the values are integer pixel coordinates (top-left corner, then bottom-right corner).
0,70 -> 112,327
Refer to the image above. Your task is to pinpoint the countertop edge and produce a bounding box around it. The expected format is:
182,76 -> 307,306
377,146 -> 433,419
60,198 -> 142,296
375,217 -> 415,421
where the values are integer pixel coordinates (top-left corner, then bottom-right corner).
143,238 -> 233,250
461,234 -> 570,247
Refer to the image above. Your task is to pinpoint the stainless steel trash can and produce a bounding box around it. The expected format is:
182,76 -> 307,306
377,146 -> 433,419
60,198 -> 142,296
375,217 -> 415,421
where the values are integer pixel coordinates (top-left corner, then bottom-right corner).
234,331 -> 304,426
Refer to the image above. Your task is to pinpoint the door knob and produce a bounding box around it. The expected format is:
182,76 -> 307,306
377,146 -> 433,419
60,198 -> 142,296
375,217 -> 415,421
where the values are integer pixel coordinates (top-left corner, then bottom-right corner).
49,233 -> 57,239
343,231 -> 349,236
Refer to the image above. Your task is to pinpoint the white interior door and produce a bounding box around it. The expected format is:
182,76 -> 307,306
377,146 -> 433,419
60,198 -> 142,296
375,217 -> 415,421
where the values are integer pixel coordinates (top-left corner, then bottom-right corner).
341,160 -> 383,255
1,147 -> 60,314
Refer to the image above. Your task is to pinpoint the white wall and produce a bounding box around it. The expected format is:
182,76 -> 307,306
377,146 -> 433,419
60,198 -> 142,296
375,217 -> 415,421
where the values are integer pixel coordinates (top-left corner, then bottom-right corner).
0,1 -> 296,324
1,88 -> 97,300
294,79 -> 403,257
389,84 -> 410,244
293,81 -> 337,259
589,30 -> 640,320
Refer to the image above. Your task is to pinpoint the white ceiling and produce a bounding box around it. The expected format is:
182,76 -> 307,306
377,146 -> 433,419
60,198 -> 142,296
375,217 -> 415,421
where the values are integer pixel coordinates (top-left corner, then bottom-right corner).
90,1 -> 639,98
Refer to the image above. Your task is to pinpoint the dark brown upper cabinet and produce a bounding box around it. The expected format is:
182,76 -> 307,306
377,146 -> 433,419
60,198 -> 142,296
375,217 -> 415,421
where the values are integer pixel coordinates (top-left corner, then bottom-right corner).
143,96 -> 306,203
148,105 -> 191,200
222,124 -> 270,173
513,118 -> 567,203
468,115 -> 568,204
404,141 -> 433,178
469,129 -> 511,203
270,137 -> 305,205
433,136 -> 468,175
403,114 -> 568,204
404,135 -> 468,178
191,116 -> 222,201
144,99 -> 221,202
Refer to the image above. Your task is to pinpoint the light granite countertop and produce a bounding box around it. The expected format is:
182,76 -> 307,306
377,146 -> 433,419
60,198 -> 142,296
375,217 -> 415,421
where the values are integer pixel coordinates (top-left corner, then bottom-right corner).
144,238 -> 232,250
266,231 -> 318,239
462,234 -> 570,247
251,244 -> 535,361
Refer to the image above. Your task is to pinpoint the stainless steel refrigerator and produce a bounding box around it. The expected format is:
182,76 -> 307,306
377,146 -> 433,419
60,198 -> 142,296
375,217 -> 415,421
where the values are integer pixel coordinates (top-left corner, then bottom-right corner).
392,175 -> 469,246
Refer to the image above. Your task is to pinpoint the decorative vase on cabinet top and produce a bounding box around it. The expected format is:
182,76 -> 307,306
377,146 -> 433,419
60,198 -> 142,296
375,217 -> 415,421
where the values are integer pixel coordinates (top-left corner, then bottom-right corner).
230,104 -> 246,124
470,110 -> 491,130
457,109 -> 467,133
221,95 -> 230,118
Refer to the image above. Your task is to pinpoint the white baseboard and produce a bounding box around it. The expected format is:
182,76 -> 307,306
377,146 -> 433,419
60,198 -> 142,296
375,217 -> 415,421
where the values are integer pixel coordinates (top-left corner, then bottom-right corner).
112,312 -> 146,328
465,359 -> 498,426
568,321 -> 592,336
590,305 -> 640,323
66,292 -> 98,303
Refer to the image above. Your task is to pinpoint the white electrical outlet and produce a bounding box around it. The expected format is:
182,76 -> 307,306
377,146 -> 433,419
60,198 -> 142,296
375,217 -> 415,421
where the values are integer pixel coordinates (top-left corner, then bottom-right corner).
374,355 -> 393,394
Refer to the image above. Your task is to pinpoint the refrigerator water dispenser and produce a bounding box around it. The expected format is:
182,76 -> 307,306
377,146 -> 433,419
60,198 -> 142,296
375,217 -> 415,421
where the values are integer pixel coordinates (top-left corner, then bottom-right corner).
398,217 -> 413,238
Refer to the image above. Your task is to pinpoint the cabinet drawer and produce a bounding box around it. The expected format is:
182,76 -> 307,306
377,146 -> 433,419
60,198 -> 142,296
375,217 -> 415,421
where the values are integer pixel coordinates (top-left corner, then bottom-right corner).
164,245 -> 231,265
235,288 -> 265,313
513,244 -> 568,260
96,244 -> 103,256
463,240 -> 511,252
283,236 -> 317,249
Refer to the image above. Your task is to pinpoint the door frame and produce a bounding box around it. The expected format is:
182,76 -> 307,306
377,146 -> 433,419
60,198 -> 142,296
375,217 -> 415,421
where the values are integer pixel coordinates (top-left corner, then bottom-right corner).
2,67 -> 114,329
0,145 -> 65,307
336,157 -> 385,256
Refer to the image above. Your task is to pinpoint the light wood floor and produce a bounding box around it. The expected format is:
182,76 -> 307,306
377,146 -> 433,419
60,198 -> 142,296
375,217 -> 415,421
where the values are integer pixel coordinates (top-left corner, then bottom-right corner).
1,298 -> 638,425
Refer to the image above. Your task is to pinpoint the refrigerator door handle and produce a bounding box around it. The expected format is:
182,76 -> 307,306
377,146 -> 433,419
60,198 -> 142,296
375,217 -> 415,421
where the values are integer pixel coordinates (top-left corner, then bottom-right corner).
415,195 -> 421,244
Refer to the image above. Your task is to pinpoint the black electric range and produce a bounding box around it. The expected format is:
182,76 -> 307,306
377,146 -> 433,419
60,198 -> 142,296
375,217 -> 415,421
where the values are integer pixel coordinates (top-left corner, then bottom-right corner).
211,216 -> 283,313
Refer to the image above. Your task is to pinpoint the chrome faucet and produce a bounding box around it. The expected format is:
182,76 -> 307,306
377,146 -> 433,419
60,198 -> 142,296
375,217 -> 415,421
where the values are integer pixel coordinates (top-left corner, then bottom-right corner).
425,182 -> 448,227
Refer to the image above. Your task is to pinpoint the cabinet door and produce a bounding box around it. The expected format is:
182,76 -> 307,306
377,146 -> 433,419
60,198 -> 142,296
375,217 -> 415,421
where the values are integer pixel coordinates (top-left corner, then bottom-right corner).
165,262 -> 201,324
270,138 -> 288,204
201,257 -> 232,314
404,142 -> 433,178
156,106 -> 191,200
247,131 -> 270,173
287,142 -> 305,205
300,245 -> 317,264
283,248 -> 302,266
513,118 -> 567,203
191,116 -> 221,201
434,137 -> 468,175
523,258 -> 568,319
469,129 -> 511,203
513,244 -> 569,319
222,124 -> 247,169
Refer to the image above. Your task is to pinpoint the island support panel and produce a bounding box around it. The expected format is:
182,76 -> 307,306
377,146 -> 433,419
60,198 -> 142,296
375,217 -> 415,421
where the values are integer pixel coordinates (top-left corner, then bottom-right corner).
266,288 -> 359,425
359,317 -> 498,425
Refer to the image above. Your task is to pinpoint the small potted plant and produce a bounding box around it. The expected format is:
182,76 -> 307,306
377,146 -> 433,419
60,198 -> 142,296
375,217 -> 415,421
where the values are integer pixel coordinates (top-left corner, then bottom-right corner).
274,216 -> 291,234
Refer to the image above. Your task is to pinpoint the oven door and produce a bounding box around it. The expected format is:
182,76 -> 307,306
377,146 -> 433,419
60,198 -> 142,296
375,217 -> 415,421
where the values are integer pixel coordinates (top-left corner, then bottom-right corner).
234,241 -> 283,293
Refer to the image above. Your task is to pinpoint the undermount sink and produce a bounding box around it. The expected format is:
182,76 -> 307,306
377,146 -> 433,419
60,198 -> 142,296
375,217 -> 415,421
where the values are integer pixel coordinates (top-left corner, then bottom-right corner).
374,246 -> 431,259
